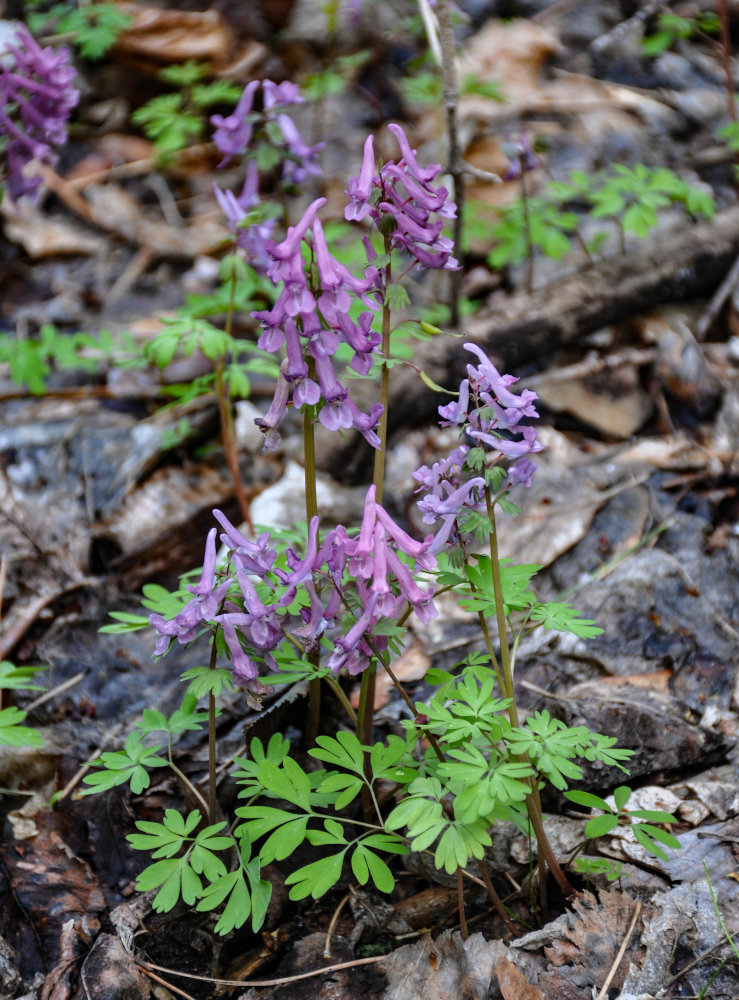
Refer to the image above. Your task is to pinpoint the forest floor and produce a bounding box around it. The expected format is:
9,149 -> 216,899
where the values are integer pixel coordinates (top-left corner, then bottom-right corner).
3,1 -> 739,998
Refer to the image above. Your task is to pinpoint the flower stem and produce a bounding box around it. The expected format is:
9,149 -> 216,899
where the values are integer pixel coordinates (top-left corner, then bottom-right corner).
303,404 -> 321,746
457,868 -> 468,939
361,246 -> 393,749
207,637 -> 218,826
371,242 -> 393,505
484,486 -> 576,899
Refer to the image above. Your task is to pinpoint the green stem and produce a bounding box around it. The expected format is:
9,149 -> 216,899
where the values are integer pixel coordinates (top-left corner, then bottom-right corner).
364,636 -> 445,764
303,404 -> 321,746
371,243 -> 392,504
458,535 -> 505,693
484,487 -> 575,899
207,638 -> 218,826
457,867 -> 468,939
479,860 -> 519,936
360,247 -> 393,750
166,733 -> 210,818
325,675 -> 358,726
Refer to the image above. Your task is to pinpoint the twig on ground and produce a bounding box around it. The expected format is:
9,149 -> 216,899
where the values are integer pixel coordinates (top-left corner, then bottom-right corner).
324,892 -> 351,958
26,671 -> 85,712
694,250 -> 739,341
139,966 -> 198,1000
595,900 -> 642,1000
135,952 -> 388,988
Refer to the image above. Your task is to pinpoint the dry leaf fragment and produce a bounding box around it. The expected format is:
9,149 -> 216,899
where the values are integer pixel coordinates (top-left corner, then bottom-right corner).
114,2 -> 232,67
496,956 -> 545,1000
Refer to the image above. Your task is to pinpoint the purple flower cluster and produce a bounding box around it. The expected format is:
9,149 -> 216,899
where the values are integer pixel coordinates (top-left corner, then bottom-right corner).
251,196 -> 383,450
211,77 -> 323,184
501,130 -> 542,183
213,160 -> 275,273
345,123 -> 459,271
0,25 -> 79,200
414,343 -> 543,551
212,78 -> 323,271
324,486 -> 437,674
150,498 -> 437,692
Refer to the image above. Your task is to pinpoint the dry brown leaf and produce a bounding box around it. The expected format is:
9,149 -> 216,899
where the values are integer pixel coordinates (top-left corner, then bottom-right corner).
535,370 -> 653,438
461,19 -> 561,112
598,669 -> 672,692
1,198 -> 105,257
536,891 -> 645,999
380,931 -> 505,1000
114,2 -> 232,67
496,956 -> 545,1000
84,183 -> 227,257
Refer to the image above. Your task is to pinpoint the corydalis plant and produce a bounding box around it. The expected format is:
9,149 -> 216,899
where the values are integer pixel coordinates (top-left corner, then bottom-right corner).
211,78 -> 323,273
94,120 -> 643,934
347,124 -> 459,271
149,485 -> 438,703
251,195 -> 383,450
0,24 -> 79,200
415,341 -> 543,554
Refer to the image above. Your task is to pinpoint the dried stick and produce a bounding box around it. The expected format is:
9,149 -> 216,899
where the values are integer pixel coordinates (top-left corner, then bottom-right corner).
135,953 -> 388,988
595,900 -> 642,1000
435,0 -> 464,326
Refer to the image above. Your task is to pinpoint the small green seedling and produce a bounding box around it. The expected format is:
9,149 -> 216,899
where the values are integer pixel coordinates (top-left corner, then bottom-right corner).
564,785 -> 681,862
0,661 -> 44,749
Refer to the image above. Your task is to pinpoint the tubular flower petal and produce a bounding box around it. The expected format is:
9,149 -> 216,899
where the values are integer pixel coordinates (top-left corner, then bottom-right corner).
345,133 -> 376,221
211,80 -> 259,165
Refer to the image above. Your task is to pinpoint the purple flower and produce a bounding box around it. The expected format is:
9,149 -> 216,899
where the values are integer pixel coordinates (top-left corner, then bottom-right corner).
313,217 -> 375,323
416,478 -> 486,555
149,528 -> 232,653
464,342 -> 539,416
263,80 -> 304,111
276,113 -> 324,185
266,197 -> 326,282
502,131 -> 542,182
213,161 -> 274,273
347,485 -> 437,616
254,362 -> 292,450
348,123 -> 459,272
470,424 -> 544,458
211,80 -> 259,166
508,457 -> 537,488
437,380 -> 470,427
212,509 -> 276,576
0,25 -> 79,200
387,122 -> 441,184
345,133 -> 376,222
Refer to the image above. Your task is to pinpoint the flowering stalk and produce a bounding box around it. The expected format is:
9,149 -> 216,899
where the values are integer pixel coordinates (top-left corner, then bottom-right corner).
484,490 -> 575,899
0,25 -> 79,200
414,341 -> 576,899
